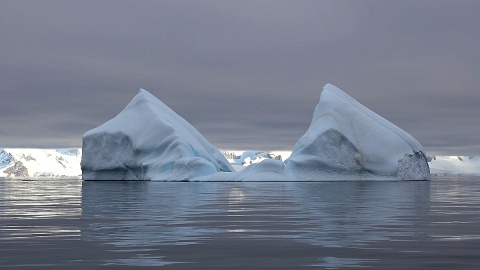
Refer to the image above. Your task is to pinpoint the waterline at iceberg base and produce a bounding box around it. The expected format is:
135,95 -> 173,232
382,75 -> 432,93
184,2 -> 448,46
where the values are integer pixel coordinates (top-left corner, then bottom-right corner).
81,84 -> 430,181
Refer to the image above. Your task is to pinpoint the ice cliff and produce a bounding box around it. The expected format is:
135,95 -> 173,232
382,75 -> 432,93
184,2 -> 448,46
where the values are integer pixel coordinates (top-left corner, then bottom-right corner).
82,85 -> 430,181
81,89 -> 233,180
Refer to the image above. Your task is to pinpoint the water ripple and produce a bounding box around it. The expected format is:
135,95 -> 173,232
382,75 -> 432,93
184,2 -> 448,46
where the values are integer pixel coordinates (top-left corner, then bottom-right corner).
1,175 -> 480,268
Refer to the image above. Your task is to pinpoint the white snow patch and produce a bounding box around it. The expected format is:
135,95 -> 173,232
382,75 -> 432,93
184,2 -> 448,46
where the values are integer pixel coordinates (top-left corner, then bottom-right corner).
428,156 -> 480,176
0,148 -> 82,178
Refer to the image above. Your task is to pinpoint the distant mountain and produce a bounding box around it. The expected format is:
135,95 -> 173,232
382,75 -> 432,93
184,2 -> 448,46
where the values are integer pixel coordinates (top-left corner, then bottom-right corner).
222,150 -> 288,164
0,148 -> 81,178
428,156 -> 480,176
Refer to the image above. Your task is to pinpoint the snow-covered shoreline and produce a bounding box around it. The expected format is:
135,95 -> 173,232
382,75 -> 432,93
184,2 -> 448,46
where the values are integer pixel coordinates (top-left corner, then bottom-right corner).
428,156 -> 480,176
0,148 -> 82,179
1,148 -> 478,179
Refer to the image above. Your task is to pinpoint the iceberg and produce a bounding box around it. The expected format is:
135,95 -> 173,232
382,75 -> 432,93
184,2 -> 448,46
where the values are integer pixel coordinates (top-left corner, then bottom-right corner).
82,84 -> 430,181
284,84 -> 430,180
81,89 -> 234,180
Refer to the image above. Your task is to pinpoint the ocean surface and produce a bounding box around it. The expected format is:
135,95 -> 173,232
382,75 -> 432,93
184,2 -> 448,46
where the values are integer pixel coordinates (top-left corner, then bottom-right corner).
1,175 -> 479,269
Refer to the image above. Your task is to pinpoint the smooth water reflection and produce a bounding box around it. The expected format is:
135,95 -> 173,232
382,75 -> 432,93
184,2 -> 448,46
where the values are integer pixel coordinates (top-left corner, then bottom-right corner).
81,181 -> 431,249
1,176 -> 480,269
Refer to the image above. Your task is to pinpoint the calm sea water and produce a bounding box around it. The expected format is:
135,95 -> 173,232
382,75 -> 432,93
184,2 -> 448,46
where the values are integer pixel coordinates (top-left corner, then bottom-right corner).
1,175 -> 479,269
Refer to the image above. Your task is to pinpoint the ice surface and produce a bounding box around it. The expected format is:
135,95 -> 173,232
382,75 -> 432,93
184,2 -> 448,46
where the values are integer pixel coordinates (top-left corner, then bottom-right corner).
82,85 -> 430,181
284,84 -> 430,180
81,89 -> 234,180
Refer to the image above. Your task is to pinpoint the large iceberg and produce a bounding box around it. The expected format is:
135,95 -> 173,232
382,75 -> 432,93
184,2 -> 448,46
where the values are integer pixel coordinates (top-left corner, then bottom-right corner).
81,89 -> 233,180
284,84 -> 430,180
82,84 -> 430,181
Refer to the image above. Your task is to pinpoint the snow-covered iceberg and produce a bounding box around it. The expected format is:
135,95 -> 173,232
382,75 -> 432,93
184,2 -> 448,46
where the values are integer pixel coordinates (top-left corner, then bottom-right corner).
81,89 -> 234,180
284,84 -> 430,180
82,85 -> 429,181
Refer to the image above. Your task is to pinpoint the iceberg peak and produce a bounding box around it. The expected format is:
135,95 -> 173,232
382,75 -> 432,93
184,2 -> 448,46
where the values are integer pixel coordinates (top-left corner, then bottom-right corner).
284,84 -> 429,180
81,88 -> 234,180
137,88 -> 156,99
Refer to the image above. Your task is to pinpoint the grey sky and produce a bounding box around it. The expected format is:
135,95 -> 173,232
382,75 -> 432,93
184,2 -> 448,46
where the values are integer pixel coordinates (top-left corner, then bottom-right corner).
1,0 -> 479,155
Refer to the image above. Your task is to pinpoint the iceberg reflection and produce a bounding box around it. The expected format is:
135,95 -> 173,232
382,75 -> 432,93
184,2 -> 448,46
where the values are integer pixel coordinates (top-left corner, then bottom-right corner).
81,181 -> 430,249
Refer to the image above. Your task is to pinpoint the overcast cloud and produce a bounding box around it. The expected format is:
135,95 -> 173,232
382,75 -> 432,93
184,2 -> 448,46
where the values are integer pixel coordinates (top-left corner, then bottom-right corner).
1,0 -> 479,155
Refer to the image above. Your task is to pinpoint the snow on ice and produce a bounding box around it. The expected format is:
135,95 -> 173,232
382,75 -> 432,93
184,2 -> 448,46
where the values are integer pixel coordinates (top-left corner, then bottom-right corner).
82,84 -> 430,181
